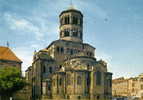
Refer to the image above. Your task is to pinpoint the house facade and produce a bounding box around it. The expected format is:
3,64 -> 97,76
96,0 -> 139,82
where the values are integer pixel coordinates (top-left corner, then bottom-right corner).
112,74 -> 143,100
0,46 -> 22,69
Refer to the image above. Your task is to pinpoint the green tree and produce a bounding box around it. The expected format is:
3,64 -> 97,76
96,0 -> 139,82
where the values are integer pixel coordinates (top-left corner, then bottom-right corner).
0,67 -> 26,99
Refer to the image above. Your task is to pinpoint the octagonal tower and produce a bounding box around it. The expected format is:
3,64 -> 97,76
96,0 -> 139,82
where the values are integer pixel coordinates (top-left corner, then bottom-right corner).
59,6 -> 83,42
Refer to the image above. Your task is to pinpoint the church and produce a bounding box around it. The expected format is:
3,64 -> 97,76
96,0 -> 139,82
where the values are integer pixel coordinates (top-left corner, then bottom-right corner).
26,6 -> 112,100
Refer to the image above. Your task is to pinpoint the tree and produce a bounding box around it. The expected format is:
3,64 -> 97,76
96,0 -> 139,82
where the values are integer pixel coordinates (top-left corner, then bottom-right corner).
0,67 -> 26,99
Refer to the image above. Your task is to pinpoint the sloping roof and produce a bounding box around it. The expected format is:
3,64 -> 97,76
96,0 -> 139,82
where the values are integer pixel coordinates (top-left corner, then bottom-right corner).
46,39 -> 95,50
0,46 -> 22,63
59,8 -> 83,17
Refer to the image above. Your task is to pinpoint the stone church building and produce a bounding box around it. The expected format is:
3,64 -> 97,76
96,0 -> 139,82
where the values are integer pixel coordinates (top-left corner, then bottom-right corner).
26,6 -> 112,100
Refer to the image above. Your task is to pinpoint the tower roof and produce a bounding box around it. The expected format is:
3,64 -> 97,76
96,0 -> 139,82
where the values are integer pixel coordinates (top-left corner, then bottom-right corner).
59,7 -> 83,17
0,46 -> 22,63
68,4 -> 76,10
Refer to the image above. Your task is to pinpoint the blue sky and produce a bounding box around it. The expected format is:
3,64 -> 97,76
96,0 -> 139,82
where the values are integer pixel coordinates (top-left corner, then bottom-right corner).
0,0 -> 143,78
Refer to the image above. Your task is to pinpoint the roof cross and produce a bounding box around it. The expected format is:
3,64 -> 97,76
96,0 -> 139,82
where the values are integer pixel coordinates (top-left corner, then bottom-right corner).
69,0 -> 75,9
70,0 -> 73,6
6,41 -> 9,48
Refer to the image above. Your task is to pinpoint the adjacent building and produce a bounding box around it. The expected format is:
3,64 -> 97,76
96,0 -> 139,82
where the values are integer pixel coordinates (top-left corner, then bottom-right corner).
0,46 -> 23,100
26,6 -> 112,100
25,66 -> 33,100
112,77 -> 129,97
0,46 -> 22,69
112,74 -> 143,100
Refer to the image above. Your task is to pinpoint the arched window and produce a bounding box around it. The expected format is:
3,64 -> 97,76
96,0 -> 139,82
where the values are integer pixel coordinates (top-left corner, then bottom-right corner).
66,48 -> 70,54
96,71 -> 101,85
65,16 -> 70,24
89,52 -> 92,56
70,49 -> 73,55
73,17 -> 78,24
61,47 -> 64,53
64,30 -> 70,37
59,78 -> 62,86
67,16 -> 70,24
97,95 -> 100,100
48,85 -> 51,91
87,52 -> 92,57
80,32 -> 82,39
57,46 -> 60,52
59,65 -> 62,69
43,65 -> 46,73
77,76 -> 82,85
73,30 -> 78,37
64,17 -> 67,24
87,64 -> 90,70
87,77 -> 90,86
49,67 -> 52,73
57,47 -> 64,53
78,96 -> 81,100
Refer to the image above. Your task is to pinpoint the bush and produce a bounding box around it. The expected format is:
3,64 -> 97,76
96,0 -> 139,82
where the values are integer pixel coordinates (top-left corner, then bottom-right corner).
0,67 -> 26,99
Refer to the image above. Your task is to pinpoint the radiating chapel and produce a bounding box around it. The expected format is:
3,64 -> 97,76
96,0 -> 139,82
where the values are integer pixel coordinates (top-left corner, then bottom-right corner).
26,6 -> 112,100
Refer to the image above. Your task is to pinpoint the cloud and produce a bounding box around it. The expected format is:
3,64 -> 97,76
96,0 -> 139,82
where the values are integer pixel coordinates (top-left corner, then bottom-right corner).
12,41 -> 47,71
13,47 -> 33,71
96,51 -> 112,63
31,44 -> 41,49
4,13 -> 44,40
96,50 -> 113,72
73,0 -> 108,20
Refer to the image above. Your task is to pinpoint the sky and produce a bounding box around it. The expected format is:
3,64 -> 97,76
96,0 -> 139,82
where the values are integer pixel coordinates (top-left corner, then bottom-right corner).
0,0 -> 143,78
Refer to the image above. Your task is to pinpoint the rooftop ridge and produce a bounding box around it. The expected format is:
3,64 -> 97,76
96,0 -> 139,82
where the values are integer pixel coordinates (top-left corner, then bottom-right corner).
0,46 -> 22,63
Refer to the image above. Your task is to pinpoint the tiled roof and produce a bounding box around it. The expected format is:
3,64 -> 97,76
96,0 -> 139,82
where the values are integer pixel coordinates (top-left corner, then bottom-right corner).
0,46 -> 22,63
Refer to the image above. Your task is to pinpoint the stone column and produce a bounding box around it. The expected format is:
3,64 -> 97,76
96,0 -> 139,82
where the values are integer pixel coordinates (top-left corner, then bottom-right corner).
90,71 -> 94,100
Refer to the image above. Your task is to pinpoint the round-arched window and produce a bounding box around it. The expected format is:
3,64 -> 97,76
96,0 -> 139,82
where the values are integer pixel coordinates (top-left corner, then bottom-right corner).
96,71 -> 102,85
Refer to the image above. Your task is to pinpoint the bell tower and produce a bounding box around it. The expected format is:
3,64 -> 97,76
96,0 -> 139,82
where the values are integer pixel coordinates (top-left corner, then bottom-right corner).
59,6 -> 83,42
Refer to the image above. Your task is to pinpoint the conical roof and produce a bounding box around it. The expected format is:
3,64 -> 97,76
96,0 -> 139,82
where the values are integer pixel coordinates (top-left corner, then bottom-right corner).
0,46 -> 22,63
68,4 -> 76,10
59,6 -> 83,17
